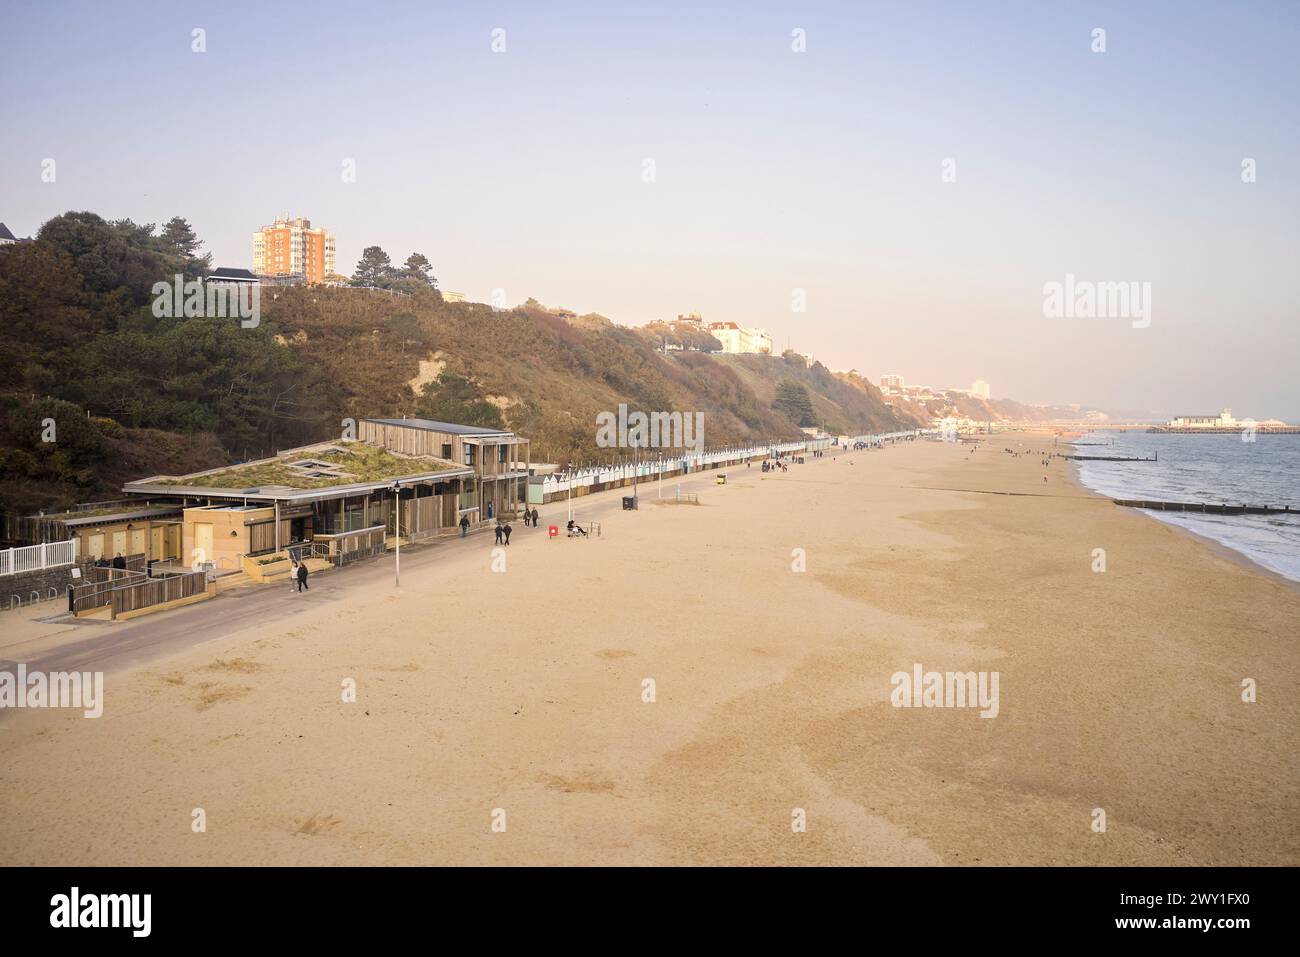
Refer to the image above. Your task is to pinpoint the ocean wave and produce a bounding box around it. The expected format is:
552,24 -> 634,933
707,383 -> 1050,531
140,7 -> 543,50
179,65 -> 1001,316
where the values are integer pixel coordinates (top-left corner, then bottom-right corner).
1073,432 -> 1300,583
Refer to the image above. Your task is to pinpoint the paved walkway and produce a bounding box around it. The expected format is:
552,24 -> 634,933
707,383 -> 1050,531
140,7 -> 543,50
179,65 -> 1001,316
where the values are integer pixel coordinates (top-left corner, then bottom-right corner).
1,455 -> 813,677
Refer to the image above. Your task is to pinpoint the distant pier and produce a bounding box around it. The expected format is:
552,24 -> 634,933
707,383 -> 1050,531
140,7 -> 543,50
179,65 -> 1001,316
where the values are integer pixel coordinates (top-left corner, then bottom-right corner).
1148,426 -> 1300,434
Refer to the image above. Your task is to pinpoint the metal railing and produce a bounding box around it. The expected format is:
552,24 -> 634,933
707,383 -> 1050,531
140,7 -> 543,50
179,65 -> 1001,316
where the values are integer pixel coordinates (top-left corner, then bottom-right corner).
314,525 -> 387,566
286,542 -> 331,563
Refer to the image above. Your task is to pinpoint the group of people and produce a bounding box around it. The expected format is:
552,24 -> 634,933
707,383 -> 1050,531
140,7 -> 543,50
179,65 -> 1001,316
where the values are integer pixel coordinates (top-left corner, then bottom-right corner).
93,553 -> 129,569
761,460 -> 789,473
289,558 -> 309,592
493,507 -> 543,545
459,506 -> 541,540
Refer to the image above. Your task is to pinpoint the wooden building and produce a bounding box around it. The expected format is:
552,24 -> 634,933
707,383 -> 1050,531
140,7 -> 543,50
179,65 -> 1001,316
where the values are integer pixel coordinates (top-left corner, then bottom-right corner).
13,503 -> 183,564
114,419 -> 530,569
358,418 -> 531,522
121,439 -> 478,566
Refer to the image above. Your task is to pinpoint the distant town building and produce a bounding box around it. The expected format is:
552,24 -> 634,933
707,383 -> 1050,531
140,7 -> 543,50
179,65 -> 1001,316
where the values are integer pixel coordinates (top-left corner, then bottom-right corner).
207,267 -> 259,287
971,380 -> 991,400
442,291 -> 468,303
252,216 -> 336,285
0,222 -> 19,246
676,312 -> 704,325
880,374 -> 905,391
707,322 -> 773,355
790,351 -> 815,368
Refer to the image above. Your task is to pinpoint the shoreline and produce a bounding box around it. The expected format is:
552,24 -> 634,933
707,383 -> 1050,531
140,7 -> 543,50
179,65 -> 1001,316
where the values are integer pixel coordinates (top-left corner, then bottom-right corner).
1063,456 -> 1300,594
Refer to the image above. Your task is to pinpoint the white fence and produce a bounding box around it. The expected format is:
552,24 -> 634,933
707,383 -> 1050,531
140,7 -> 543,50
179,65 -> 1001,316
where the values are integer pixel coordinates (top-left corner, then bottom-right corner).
540,431 -> 928,495
0,540 -> 78,577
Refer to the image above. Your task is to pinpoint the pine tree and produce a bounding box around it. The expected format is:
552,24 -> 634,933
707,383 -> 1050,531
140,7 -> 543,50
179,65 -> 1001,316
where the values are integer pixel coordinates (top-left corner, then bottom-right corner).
159,216 -> 212,278
350,246 -> 394,287
400,252 -> 437,287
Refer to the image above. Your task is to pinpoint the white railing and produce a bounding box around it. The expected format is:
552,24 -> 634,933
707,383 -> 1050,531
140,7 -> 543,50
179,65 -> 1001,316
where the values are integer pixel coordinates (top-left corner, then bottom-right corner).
0,539 -> 78,577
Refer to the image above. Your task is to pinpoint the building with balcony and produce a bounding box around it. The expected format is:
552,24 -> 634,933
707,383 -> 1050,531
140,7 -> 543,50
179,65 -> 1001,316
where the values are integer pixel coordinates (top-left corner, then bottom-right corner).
252,216 -> 336,284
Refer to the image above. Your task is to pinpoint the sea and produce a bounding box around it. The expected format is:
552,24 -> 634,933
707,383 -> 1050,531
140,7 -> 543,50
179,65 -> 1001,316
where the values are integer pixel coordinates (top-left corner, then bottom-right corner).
1072,431 -> 1300,583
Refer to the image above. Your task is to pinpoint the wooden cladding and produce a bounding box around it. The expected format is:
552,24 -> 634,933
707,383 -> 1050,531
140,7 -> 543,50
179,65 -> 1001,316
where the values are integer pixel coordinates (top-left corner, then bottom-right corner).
111,571 -> 207,617
356,420 -> 528,479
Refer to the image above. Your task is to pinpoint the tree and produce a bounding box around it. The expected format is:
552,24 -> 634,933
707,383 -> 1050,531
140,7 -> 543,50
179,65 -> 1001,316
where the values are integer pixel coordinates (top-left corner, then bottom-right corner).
412,372 -> 505,429
350,246 -> 395,287
38,211 -> 185,304
399,252 -> 437,287
773,380 -> 816,427
159,216 -> 212,278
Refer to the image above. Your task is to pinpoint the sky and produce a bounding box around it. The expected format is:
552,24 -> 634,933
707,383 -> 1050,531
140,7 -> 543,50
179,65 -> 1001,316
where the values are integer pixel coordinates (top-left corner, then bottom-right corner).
2,0 -> 1298,419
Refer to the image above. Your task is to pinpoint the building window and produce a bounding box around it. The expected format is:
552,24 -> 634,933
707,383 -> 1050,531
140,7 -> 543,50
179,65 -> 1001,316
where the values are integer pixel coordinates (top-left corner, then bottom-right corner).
441,443 -> 452,459
464,445 -> 475,467
498,445 -> 508,464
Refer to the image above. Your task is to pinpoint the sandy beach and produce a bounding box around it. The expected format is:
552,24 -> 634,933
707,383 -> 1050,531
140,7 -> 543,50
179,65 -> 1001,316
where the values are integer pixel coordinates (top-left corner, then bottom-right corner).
2,433 -> 1297,866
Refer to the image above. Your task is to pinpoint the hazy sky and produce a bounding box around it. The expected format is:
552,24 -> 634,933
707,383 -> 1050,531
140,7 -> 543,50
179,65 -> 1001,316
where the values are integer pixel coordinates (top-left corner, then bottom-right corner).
3,1 -> 1297,418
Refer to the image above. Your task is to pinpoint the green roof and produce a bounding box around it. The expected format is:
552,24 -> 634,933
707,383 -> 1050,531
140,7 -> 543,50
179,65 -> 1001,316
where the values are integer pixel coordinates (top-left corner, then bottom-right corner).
153,443 -> 456,491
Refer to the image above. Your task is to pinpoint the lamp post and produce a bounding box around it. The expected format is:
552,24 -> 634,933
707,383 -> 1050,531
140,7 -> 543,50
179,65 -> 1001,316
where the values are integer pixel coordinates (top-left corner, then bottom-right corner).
392,480 -> 401,588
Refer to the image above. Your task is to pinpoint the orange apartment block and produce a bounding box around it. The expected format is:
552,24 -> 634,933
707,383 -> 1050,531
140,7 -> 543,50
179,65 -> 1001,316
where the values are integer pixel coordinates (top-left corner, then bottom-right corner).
252,216 -> 336,284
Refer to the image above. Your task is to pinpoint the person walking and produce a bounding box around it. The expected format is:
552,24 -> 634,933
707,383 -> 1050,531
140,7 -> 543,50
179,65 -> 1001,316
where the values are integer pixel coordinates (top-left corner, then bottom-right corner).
459,514 -> 470,538
112,553 -> 126,569
530,507 -> 539,528
296,560 -> 309,592
503,522 -> 512,545
494,523 -> 503,545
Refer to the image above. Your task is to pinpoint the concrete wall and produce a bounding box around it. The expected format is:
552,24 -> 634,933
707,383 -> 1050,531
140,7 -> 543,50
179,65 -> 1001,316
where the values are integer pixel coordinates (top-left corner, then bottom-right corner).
0,559 -> 92,611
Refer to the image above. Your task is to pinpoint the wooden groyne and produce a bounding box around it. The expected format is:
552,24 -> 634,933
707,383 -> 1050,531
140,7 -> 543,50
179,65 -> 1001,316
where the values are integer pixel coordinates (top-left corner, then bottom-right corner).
1065,454 -> 1157,462
1114,499 -> 1296,516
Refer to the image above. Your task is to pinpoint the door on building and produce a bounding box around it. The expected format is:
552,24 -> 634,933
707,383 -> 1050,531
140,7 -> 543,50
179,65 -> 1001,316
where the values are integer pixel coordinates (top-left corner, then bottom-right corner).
111,530 -> 127,558
88,533 -> 105,560
194,523 -> 214,566
150,526 -> 164,560
129,528 -> 146,557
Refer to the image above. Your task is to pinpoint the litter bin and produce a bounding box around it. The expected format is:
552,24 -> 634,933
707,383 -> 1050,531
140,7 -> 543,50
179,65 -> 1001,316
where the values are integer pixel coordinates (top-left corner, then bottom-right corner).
622,496 -> 638,510
716,473 -> 727,485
